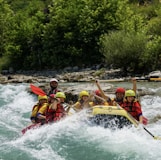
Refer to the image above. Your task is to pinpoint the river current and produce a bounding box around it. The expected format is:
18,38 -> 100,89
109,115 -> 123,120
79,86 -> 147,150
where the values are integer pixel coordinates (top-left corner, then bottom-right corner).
0,82 -> 161,160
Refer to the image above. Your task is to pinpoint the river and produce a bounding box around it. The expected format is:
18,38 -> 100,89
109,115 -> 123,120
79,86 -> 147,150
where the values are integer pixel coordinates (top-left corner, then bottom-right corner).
0,82 -> 161,160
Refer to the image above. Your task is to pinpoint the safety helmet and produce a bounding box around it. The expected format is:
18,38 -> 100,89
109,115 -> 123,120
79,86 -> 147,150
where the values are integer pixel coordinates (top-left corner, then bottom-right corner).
55,92 -> 66,99
79,90 -> 89,98
50,78 -> 58,83
95,90 -> 101,96
115,88 -> 125,94
38,95 -> 48,101
125,90 -> 135,97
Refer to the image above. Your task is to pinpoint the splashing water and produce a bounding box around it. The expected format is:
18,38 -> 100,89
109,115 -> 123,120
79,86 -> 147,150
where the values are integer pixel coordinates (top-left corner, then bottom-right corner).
0,83 -> 161,160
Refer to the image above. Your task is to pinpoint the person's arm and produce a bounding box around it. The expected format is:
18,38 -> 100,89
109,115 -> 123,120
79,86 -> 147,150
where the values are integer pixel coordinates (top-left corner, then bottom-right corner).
72,101 -> 81,112
30,117 -> 36,124
37,113 -> 46,120
50,98 -> 60,110
139,115 -> 143,124
95,80 -> 110,100
82,93 -> 94,108
135,101 -> 144,124
37,103 -> 48,120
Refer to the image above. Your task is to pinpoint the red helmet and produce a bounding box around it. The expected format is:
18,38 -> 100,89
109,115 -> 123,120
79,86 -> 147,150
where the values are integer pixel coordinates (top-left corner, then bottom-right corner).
115,88 -> 125,94
95,90 -> 101,96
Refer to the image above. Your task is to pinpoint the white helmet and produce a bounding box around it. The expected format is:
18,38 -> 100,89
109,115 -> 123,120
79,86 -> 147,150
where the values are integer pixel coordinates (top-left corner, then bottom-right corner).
50,78 -> 58,83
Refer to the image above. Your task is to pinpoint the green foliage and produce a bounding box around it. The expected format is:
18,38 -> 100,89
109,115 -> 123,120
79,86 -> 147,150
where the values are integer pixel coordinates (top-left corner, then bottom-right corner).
100,30 -> 147,73
146,6 -> 161,36
99,1 -> 161,74
116,1 -> 146,33
0,0 -> 20,70
42,0 -> 123,68
2,0 -> 47,70
147,17 -> 161,36
129,0 -> 160,19
93,68 -> 106,77
141,35 -> 161,71
1,0 -> 161,74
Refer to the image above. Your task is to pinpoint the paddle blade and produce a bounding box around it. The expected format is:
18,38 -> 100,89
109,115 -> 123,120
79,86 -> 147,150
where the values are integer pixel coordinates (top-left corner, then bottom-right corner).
22,123 -> 41,134
154,136 -> 161,140
30,84 -> 46,96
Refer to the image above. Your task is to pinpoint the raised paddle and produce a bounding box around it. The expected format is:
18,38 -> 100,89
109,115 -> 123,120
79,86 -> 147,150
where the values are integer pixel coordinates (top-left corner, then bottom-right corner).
95,79 -> 148,125
30,84 -> 46,96
94,80 -> 161,140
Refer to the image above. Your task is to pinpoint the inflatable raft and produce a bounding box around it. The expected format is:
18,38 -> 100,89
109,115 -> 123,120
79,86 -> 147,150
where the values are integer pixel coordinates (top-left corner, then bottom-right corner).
87,105 -> 139,128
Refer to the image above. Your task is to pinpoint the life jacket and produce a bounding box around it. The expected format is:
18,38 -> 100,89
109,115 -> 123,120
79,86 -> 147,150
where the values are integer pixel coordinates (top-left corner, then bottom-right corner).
30,102 -> 48,124
48,88 -> 61,95
46,104 -> 66,123
90,99 -> 109,106
30,103 -> 41,123
115,97 -> 124,106
108,98 -> 123,106
121,100 -> 142,121
73,100 -> 84,110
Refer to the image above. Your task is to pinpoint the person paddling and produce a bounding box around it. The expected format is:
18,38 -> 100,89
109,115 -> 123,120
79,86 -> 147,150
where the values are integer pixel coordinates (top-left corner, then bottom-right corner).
48,78 -> 61,95
95,80 -> 125,106
95,79 -> 148,125
73,90 -> 93,111
48,94 -> 55,104
90,90 -> 109,106
30,95 -> 48,124
95,78 -> 137,106
121,90 -> 144,124
46,92 -> 67,123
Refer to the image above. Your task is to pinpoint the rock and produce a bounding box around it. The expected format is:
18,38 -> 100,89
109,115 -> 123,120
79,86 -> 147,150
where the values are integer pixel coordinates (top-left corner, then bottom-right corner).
0,68 -> 157,102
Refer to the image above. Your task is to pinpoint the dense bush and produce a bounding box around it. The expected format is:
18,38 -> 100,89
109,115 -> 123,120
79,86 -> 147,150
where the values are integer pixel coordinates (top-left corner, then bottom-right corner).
0,0 -> 161,73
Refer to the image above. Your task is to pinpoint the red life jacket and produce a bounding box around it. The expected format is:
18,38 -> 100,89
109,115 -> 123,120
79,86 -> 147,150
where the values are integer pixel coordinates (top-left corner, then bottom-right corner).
108,98 -> 123,106
46,107 -> 54,123
121,101 -> 142,121
48,88 -> 61,95
46,104 -> 66,123
114,98 -> 124,106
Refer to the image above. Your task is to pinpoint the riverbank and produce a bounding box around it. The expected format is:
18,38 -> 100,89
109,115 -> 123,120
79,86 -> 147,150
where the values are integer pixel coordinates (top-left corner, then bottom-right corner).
0,68 -> 155,104
0,67 -> 146,84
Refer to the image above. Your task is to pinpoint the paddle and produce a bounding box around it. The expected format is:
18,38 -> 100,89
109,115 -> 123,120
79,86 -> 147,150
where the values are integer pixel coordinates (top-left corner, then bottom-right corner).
95,79 -> 161,140
22,123 -> 41,134
143,126 -> 161,140
125,108 -> 161,140
30,84 -> 46,96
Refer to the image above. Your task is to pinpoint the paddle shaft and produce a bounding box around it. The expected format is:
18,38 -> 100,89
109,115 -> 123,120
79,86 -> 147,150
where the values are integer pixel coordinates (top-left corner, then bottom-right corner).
94,94 -> 106,102
143,127 -> 155,138
94,79 -> 161,140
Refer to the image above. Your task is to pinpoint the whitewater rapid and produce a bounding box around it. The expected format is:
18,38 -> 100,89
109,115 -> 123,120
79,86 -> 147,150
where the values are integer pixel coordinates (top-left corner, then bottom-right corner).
0,83 -> 161,160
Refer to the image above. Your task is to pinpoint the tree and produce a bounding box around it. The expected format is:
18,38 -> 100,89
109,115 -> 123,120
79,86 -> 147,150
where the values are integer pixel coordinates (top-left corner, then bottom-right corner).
99,2 -> 150,74
42,0 -> 124,68
0,0 -> 20,70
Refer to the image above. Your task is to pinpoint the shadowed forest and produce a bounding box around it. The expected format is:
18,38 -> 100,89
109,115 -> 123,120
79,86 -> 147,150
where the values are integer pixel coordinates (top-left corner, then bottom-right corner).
1,0 -> 161,74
